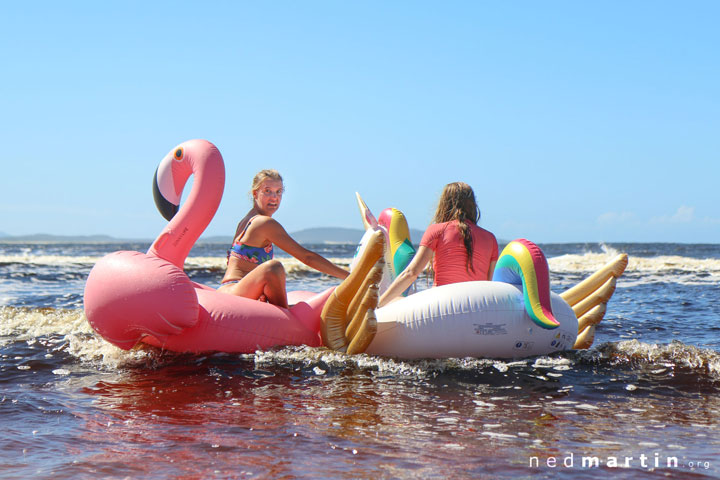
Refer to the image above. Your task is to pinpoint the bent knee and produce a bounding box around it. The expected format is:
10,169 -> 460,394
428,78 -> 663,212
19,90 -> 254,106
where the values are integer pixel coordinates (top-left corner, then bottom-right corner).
264,259 -> 286,276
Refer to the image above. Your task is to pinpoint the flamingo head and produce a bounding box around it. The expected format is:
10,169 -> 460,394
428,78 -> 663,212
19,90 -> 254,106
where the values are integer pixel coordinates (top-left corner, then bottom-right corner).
153,144 -> 188,221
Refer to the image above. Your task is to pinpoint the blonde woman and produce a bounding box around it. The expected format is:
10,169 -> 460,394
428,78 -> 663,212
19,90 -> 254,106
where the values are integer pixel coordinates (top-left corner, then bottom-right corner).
378,182 -> 498,307
219,170 -> 348,307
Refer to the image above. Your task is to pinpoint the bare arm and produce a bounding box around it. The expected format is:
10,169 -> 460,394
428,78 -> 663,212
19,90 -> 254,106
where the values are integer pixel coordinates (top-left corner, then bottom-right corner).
265,219 -> 349,279
378,245 -> 433,308
488,260 -> 497,281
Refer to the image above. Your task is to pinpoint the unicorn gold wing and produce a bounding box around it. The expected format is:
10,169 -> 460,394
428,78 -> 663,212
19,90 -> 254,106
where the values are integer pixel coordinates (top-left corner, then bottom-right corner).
561,253 -> 629,349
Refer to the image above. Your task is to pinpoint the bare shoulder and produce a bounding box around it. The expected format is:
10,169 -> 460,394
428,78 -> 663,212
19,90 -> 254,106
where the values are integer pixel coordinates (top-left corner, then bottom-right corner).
249,216 -> 287,236
251,215 -> 281,228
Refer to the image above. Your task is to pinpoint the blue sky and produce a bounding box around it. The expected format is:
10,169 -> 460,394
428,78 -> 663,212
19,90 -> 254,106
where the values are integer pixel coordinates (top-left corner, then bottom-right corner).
2,1 -> 718,243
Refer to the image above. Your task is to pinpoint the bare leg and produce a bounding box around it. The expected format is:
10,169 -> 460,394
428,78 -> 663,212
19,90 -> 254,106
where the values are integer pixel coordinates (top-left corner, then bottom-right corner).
218,260 -> 288,308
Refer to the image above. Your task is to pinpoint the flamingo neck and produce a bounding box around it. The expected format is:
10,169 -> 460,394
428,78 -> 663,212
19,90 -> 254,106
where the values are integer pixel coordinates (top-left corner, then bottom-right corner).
148,142 -> 225,268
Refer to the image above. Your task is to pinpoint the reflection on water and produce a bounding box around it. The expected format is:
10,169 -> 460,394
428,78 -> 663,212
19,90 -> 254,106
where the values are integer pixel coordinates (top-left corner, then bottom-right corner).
4,349 -> 708,479
3,241 -> 720,478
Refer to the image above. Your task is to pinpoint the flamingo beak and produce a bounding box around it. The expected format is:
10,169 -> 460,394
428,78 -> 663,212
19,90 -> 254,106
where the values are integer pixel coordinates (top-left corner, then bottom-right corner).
153,166 -> 179,221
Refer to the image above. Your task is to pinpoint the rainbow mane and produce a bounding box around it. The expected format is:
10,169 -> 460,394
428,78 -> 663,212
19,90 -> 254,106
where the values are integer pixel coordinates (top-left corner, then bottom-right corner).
377,207 -> 416,281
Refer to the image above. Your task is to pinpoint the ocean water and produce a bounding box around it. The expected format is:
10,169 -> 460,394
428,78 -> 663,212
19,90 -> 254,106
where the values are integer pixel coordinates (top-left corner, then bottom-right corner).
1,241 -> 719,479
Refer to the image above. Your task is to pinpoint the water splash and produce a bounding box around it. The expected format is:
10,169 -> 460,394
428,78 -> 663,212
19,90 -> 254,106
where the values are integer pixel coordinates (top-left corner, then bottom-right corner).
595,339 -> 720,379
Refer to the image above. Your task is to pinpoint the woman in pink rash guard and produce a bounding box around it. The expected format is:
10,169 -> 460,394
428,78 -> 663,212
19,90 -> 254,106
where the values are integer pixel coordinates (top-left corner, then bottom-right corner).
378,182 -> 498,307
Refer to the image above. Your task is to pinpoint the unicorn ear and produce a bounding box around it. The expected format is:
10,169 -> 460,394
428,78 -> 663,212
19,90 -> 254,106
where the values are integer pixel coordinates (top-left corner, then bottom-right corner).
356,192 -> 378,230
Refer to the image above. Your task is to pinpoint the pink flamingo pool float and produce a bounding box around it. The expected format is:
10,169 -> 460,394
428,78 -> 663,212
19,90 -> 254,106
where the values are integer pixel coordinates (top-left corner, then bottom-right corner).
84,139 -> 333,353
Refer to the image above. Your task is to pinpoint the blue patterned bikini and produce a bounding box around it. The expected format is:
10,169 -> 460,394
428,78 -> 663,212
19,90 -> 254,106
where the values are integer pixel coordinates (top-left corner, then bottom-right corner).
221,217 -> 274,286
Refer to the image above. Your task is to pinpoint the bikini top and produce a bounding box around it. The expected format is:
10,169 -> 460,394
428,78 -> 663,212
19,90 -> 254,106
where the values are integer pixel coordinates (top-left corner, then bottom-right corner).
227,216 -> 274,265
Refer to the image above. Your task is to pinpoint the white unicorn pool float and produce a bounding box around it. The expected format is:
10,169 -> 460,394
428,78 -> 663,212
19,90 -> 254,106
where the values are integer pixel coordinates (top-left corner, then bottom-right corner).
319,194 -> 628,359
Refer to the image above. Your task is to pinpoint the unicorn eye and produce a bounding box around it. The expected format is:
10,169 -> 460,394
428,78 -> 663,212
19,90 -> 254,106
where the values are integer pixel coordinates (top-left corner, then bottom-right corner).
173,147 -> 184,161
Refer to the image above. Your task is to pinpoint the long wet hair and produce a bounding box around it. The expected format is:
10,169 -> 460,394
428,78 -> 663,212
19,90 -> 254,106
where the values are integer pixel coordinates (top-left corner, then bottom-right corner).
433,182 -> 480,272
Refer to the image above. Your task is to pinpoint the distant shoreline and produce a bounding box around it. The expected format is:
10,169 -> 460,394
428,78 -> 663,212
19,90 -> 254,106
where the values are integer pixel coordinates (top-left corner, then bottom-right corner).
0,227 -> 423,245
0,232 -> 714,246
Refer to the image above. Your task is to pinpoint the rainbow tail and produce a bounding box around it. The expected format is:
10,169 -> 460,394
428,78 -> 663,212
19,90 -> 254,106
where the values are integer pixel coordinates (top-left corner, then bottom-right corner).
492,239 -> 559,329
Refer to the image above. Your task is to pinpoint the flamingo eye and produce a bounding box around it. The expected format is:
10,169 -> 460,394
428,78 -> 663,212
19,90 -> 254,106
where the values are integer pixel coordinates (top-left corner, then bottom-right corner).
174,147 -> 184,161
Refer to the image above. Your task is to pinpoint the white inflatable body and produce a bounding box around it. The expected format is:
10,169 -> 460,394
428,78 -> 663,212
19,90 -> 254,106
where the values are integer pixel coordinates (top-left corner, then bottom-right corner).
366,282 -> 577,359
344,194 -> 627,360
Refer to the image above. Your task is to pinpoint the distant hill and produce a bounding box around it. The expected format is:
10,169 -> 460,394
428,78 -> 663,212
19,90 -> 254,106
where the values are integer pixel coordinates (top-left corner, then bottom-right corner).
200,227 -> 425,245
290,227 -> 365,244
291,227 -> 426,244
0,227 -> 426,245
0,233 -> 128,243
200,228 -> 370,245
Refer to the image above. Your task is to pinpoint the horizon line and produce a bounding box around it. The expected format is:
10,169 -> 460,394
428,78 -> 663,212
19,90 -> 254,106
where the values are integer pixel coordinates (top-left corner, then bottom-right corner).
0,232 -> 713,246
